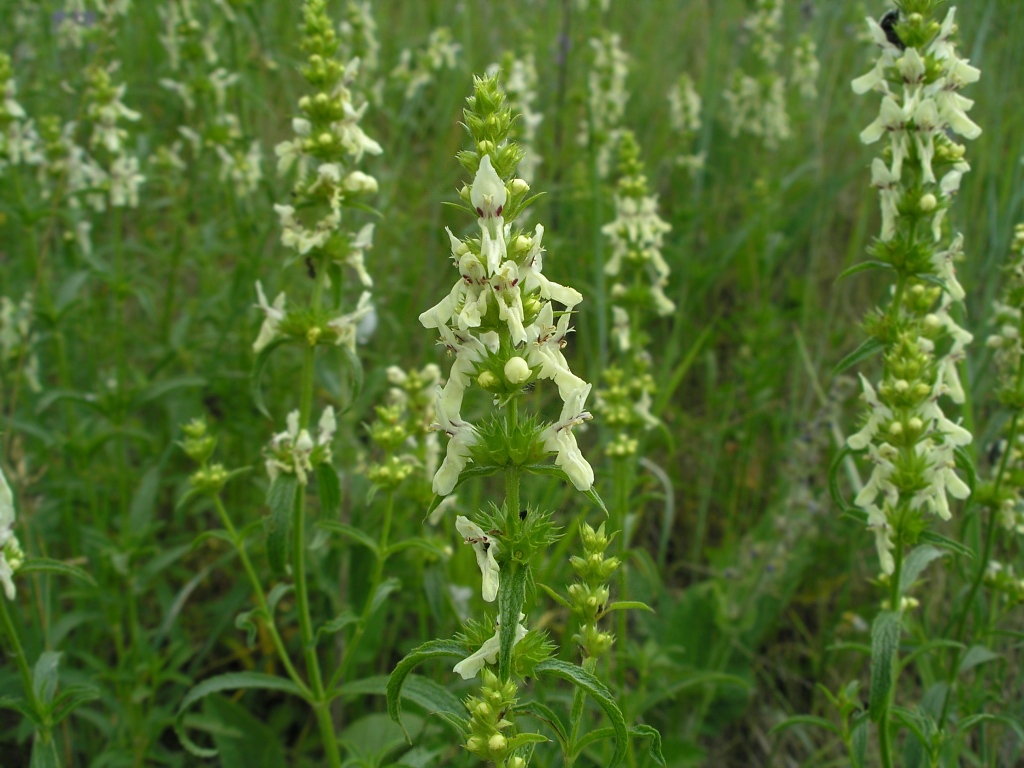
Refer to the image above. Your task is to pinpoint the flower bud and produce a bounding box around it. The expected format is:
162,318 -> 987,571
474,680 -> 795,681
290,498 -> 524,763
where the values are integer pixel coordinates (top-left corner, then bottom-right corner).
488,733 -> 507,753
510,178 -> 530,194
919,193 -> 937,212
343,170 -> 378,195
478,370 -> 499,389
504,356 -> 531,384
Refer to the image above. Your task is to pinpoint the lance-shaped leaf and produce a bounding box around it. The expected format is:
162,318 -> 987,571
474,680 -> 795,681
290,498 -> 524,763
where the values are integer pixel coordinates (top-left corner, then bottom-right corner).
175,673 -> 307,757
265,476 -> 298,577
386,639 -> 467,740
534,658 -> 629,767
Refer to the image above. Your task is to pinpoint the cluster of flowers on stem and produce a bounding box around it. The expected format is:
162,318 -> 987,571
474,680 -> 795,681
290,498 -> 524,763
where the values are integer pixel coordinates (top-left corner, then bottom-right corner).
848,3 -> 979,575
984,224 -> 1024,536
567,523 -> 620,659
0,468 -> 24,601
722,0 -> 818,150
420,74 -> 595,496
667,73 -> 704,173
365,364 -> 443,493
255,0 -> 381,356
158,0 -> 263,198
390,28 -> 461,102
578,32 -> 629,180
595,131 -> 671,456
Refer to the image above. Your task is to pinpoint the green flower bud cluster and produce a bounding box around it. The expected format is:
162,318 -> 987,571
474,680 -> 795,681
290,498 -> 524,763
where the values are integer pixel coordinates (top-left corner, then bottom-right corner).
2,537 -> 24,576
568,523 -> 619,660
180,419 -> 234,496
595,365 -> 655,428
181,418 -> 217,464
983,561 -> 1024,604
457,75 -> 526,183
366,404 -> 412,491
464,669 -> 518,764
365,364 -> 443,493
986,225 -> 1024,413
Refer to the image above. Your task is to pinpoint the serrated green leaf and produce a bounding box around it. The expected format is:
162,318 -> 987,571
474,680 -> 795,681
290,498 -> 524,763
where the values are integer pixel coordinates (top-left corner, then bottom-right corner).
603,601 -> 654,614
30,731 -> 61,768
33,652 -> 61,706
958,645 -> 1000,675
190,529 -> 237,551
235,608 -> 264,649
129,464 -> 162,534
250,338 -> 290,419
536,658 -> 628,768
959,713 -> 1024,743
386,640 -> 467,738
335,673 -> 463,724
836,260 -> 896,282
423,466 -> 503,521
384,537 -> 448,559
316,462 -> 341,518
833,337 -> 886,376
918,531 -> 973,559
135,375 -> 206,406
869,610 -> 902,722
898,545 -> 945,598
50,685 -> 99,725
265,476 -> 298,577
513,700 -> 568,751
770,715 -> 843,737
368,577 -> 401,617
317,519 -> 380,555
498,562 -> 528,682
630,724 -> 666,767
312,610 -> 358,649
507,732 -> 549,750
851,717 -> 868,768
175,673 -> 306,757
18,558 -> 96,587
828,446 -> 863,519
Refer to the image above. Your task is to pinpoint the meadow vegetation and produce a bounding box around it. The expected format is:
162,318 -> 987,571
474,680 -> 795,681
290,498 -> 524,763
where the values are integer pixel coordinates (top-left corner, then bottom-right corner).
0,0 -> 1023,766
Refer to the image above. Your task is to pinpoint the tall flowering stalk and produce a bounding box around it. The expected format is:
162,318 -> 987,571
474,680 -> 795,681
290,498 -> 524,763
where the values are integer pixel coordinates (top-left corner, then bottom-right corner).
174,2 -> 381,764
596,131 -> 671,468
667,73 -> 704,174
388,74 -> 653,768
579,32 -> 629,181
840,4 -> 980,765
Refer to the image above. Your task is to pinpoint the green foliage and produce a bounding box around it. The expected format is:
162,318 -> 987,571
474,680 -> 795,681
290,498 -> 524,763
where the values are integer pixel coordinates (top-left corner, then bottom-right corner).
0,0 -> 1021,765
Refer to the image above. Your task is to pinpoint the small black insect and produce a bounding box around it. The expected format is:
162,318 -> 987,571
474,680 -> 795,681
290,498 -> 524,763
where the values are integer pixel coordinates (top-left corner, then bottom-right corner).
880,9 -> 906,50
519,509 -> 528,521
522,382 -> 537,393
305,256 -> 317,279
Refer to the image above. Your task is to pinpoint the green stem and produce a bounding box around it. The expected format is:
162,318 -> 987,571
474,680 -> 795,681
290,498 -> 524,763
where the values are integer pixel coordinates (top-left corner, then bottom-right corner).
0,597 -> 41,720
937,411 -> 1020,731
565,656 -> 598,767
332,489 -> 394,690
211,496 -> 310,698
286,264 -> 341,766
878,543 -> 903,768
